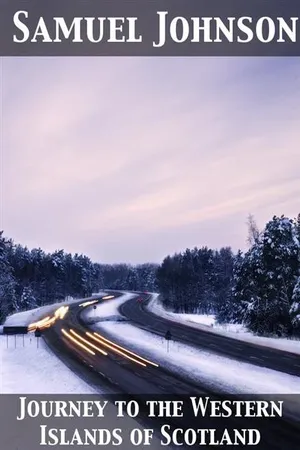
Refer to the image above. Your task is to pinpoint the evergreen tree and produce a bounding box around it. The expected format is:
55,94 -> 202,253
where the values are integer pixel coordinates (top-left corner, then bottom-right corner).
232,216 -> 300,335
0,231 -> 16,321
290,276 -> 300,331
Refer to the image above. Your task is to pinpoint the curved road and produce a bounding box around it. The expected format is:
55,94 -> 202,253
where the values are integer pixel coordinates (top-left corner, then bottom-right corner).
119,293 -> 300,378
43,296 -> 207,397
32,292 -> 300,450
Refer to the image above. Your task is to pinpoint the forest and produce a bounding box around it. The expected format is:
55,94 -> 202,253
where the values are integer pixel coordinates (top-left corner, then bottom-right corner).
1,214 -> 299,337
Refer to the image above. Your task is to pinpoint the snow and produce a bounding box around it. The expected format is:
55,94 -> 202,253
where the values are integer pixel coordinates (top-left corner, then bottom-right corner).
0,296 -> 163,446
0,292 -> 109,394
0,333 -> 98,394
175,314 -> 216,327
81,291 -> 136,324
0,292 -> 135,395
147,295 -> 300,356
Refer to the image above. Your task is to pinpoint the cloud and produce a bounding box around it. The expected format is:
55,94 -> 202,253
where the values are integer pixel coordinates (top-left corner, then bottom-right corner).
2,57 -> 300,263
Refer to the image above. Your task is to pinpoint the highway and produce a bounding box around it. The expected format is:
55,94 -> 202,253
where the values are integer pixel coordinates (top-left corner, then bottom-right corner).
119,293 -> 300,378
27,292 -> 300,450
41,296 -> 207,397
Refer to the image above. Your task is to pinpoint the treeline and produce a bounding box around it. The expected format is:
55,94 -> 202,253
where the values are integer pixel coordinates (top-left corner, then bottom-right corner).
1,213 -> 300,337
157,246 -> 234,315
157,214 -> 300,337
0,232 -> 158,322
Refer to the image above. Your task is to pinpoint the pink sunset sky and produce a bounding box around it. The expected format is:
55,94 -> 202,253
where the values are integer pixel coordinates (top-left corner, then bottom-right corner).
1,57 -> 300,263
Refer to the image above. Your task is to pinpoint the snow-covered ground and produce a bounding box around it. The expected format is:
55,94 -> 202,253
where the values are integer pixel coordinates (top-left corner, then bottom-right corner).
0,333 -> 98,394
0,292 -> 108,393
147,295 -> 300,355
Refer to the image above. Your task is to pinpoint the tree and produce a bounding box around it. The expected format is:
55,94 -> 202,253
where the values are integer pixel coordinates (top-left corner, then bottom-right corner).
246,214 -> 260,247
0,231 -> 16,321
290,276 -> 300,331
232,215 -> 300,335
156,246 -> 234,315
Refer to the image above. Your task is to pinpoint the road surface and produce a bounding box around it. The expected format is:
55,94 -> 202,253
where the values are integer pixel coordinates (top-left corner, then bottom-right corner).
33,293 -> 300,450
119,294 -> 300,378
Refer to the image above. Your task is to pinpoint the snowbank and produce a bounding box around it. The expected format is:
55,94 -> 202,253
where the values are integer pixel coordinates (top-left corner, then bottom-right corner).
147,295 -> 300,356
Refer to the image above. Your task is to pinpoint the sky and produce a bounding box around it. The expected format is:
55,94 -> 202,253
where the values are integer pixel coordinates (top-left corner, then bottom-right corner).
1,57 -> 300,264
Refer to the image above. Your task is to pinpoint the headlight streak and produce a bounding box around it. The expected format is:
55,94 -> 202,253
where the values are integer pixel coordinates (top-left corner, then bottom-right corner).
28,316 -> 51,331
28,306 -> 69,332
79,300 -> 98,307
61,329 -> 95,355
86,332 -> 146,367
54,305 -> 69,319
27,296 -> 158,373
91,332 -> 159,368
69,329 -> 107,356
38,317 -> 56,330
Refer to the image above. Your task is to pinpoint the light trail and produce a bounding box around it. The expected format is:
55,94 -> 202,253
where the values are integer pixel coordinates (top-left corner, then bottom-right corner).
79,300 -> 98,307
91,332 -> 159,368
38,317 -> 56,330
69,329 -> 107,356
61,329 -> 95,356
87,332 -> 148,368
28,316 -> 52,332
28,305 -> 69,332
54,305 -> 69,319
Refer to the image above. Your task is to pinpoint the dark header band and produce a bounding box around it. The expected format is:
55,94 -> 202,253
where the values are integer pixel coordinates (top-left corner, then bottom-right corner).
0,0 -> 300,56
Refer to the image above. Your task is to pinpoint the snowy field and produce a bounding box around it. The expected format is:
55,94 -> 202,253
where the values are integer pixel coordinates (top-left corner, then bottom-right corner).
147,295 -> 300,356
0,333 -> 98,394
0,330 -> 162,449
0,292 -> 108,394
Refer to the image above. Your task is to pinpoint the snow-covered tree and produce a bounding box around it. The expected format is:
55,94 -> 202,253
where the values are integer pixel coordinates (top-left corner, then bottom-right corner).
0,232 -> 16,321
246,213 -> 260,247
232,215 -> 300,335
13,286 -> 37,312
290,276 -> 300,329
